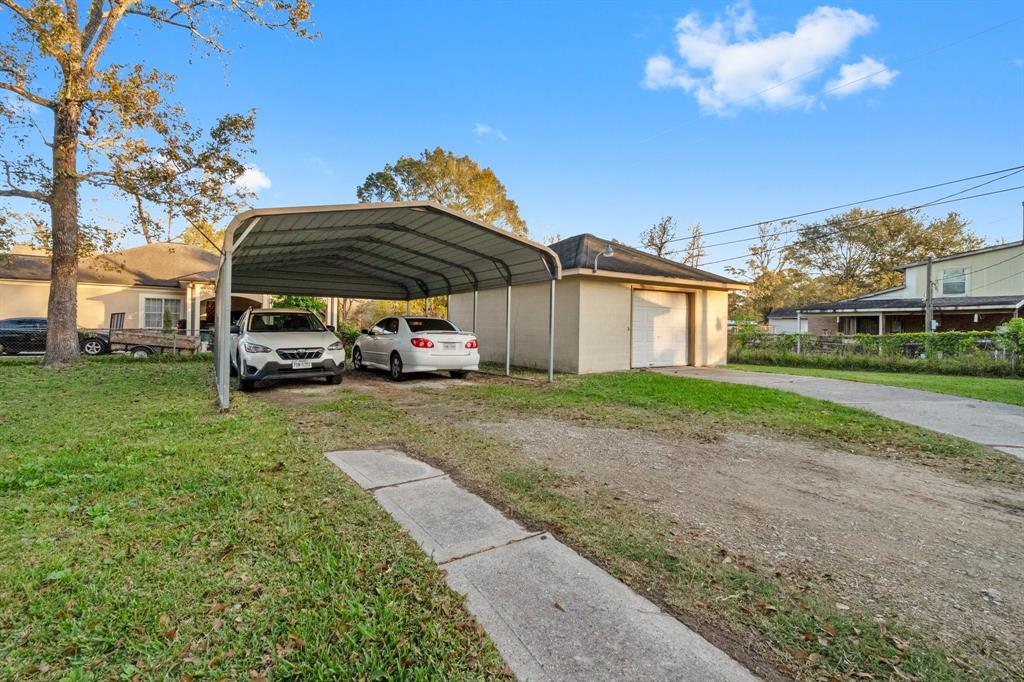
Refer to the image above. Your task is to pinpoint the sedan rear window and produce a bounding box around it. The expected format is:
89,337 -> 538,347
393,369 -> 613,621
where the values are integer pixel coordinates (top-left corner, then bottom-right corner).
249,313 -> 325,332
406,318 -> 458,332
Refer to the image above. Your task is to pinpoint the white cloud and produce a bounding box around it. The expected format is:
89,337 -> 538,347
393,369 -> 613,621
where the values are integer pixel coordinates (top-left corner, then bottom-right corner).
825,56 -> 898,96
234,166 -> 272,193
305,155 -> 334,176
643,3 -> 891,113
474,122 -> 507,141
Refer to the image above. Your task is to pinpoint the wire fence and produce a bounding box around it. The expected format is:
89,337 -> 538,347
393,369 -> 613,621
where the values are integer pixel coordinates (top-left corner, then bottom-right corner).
0,323 -> 212,357
728,327 -> 1024,377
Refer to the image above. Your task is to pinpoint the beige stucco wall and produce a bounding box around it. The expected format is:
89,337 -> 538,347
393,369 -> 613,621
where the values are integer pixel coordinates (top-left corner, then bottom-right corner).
860,243 -> 1024,300
0,279 -> 185,328
450,274 -> 732,374
0,279 -> 269,330
449,278 -> 580,372
576,277 -> 632,373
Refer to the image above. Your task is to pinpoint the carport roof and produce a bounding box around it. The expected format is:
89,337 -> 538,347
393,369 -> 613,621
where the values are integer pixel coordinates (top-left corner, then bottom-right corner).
221,202 -> 561,300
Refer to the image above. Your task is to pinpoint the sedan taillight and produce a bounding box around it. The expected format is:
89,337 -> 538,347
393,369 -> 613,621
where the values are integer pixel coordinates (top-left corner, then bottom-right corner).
410,337 -> 434,348
465,338 -> 478,349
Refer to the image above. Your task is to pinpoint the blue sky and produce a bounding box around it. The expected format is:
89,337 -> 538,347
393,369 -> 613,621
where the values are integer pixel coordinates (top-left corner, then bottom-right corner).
5,1 -> 1024,274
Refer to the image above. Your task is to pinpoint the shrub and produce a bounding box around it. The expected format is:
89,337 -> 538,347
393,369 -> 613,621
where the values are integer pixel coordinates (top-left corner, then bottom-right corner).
730,348 -> 1018,377
334,321 -> 362,350
729,325 -> 1023,377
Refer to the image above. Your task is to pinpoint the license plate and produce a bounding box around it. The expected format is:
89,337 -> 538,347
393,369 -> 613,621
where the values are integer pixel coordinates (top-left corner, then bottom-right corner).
292,360 -> 312,369
443,342 -> 457,350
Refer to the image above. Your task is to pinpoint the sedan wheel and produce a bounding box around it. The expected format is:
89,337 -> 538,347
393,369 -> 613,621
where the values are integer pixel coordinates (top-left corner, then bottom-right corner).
352,347 -> 366,371
388,353 -> 404,382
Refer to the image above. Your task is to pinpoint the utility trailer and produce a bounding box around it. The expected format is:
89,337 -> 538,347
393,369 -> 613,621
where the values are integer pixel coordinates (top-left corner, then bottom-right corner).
109,329 -> 202,358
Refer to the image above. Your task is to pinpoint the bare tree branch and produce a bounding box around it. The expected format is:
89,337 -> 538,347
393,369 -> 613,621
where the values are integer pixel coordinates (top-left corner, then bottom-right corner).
82,2 -> 131,76
0,0 -> 35,27
81,0 -> 106,52
0,80 -> 53,108
0,160 -> 49,202
125,7 -> 223,50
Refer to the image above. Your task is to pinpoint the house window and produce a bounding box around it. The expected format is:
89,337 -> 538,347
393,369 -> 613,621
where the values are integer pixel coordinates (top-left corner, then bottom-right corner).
940,267 -> 967,296
143,297 -> 182,329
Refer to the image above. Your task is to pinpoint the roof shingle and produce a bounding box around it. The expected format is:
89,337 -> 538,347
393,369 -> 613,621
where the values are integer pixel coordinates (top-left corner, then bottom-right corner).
548,234 -> 741,285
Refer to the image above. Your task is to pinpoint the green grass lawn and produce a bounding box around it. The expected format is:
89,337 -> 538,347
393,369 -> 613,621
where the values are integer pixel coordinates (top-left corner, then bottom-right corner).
728,363 -> 1024,407
0,357 -> 507,680
297,371 -> 1023,680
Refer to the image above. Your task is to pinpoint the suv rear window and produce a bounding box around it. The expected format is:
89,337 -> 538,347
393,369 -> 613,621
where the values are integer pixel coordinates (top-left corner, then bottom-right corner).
406,318 -> 458,332
248,312 -> 325,332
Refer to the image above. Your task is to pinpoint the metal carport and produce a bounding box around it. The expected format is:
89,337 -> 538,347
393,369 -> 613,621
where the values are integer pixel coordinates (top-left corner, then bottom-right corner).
213,201 -> 561,410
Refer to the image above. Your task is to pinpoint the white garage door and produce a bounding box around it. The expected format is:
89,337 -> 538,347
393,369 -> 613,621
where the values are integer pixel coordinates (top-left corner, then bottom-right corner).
631,290 -> 689,368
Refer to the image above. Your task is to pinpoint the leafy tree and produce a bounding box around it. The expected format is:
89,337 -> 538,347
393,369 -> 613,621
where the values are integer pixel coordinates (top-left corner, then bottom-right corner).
726,221 -> 810,321
789,208 -> 983,299
0,0 -> 314,366
355,147 -> 527,236
639,216 -> 676,257
272,295 -> 326,316
181,220 -> 225,253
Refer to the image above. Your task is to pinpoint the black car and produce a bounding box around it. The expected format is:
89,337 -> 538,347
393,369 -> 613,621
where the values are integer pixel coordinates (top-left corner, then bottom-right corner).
0,317 -> 109,356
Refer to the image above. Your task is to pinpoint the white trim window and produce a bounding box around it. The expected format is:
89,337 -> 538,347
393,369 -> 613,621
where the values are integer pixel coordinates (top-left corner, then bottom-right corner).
940,267 -> 968,296
142,296 -> 183,329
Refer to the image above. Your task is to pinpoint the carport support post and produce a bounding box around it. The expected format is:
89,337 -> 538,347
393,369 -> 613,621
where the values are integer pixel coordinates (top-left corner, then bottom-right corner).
505,285 -> 512,376
547,278 -> 556,383
472,290 -> 478,332
215,249 -> 233,411
405,300 -> 411,316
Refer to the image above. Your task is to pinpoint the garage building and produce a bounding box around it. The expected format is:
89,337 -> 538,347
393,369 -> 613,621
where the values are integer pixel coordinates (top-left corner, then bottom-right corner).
449,234 -> 745,373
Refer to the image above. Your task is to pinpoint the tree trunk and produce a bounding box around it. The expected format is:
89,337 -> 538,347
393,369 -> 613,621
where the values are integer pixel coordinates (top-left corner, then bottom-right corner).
44,101 -> 83,366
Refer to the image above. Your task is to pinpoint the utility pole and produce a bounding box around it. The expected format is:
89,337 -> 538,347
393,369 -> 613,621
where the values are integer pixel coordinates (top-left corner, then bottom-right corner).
924,256 -> 934,334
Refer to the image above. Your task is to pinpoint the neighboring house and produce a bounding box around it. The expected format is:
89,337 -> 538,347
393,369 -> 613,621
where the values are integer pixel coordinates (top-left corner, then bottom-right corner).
449,234 -> 746,373
797,240 -> 1024,334
0,243 -> 268,331
767,307 -> 837,335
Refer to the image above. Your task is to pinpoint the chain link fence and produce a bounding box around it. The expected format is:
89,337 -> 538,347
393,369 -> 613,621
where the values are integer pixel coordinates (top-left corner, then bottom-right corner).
0,321 -> 211,358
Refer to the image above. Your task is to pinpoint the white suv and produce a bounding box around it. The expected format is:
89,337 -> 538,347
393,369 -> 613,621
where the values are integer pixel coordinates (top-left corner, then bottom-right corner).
230,308 -> 345,391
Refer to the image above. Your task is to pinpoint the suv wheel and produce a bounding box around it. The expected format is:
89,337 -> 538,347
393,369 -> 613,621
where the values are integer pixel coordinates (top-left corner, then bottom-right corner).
388,353 -> 404,382
239,378 -> 256,392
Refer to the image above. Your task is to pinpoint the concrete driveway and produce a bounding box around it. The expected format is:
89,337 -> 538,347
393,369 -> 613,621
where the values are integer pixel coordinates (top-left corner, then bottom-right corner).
656,367 -> 1024,460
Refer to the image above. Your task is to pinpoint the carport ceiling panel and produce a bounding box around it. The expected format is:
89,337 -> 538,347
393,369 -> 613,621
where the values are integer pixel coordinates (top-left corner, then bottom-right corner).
229,203 -> 559,298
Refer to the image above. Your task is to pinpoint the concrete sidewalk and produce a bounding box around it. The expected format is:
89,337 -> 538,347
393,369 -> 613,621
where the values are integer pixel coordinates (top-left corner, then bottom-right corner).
656,367 -> 1024,460
326,449 -> 757,682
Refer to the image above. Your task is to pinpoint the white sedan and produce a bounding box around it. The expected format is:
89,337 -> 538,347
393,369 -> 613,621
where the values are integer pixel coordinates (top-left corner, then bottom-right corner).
352,316 -> 479,380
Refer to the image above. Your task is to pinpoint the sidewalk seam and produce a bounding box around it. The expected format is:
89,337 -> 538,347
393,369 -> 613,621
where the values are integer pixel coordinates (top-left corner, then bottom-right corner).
438,531 -> 547,566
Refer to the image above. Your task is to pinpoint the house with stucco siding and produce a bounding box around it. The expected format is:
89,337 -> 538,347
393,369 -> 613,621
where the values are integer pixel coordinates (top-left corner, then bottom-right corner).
0,242 -> 267,331
449,234 -> 746,373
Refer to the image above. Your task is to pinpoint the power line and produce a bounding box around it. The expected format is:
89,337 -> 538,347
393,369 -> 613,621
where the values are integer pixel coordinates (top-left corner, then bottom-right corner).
698,184 -> 1024,267
968,264 -> 1024,292
696,166 -> 1024,251
666,164 -> 1024,246
934,249 -> 1024,284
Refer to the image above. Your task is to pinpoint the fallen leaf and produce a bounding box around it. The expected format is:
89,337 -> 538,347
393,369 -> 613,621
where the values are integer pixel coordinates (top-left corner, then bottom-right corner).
553,602 -> 565,612
834,602 -> 850,611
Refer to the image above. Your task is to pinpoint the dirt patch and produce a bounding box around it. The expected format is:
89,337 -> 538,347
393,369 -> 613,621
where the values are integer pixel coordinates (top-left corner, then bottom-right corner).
468,418 -> 1024,655
256,369 -> 490,407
